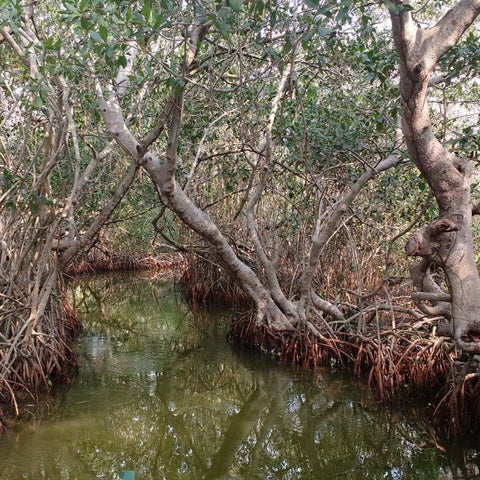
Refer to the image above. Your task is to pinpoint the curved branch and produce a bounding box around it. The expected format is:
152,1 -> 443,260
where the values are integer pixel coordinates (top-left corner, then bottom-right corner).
405,217 -> 460,258
411,291 -> 451,302
60,160 -> 139,267
299,124 -> 403,306
427,0 -> 480,63
311,292 -> 344,322
244,62 -> 296,318
409,258 -> 452,320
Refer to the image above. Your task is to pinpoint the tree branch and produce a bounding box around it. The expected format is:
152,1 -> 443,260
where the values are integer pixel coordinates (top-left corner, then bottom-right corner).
299,124 -> 403,310
244,62 -> 296,318
427,0 -> 480,64
140,94 -> 176,153
409,258 -> 452,320
60,160 -> 138,266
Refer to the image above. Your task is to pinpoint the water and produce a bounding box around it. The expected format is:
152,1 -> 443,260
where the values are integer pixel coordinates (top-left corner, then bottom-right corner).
1,273 -> 480,479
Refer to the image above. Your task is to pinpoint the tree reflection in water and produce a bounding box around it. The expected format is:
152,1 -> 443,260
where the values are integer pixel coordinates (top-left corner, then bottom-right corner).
0,273 -> 479,480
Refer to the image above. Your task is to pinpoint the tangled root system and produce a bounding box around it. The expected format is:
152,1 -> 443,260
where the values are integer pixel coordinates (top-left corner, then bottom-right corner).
0,295 -> 82,425
65,250 -> 187,277
227,308 -> 476,435
178,256 -> 252,309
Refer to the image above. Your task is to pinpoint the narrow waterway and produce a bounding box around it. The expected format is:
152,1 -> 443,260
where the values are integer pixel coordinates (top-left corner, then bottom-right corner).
0,273 -> 479,479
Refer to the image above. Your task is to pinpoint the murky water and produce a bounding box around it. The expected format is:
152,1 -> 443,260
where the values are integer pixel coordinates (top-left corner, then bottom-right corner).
1,273 -> 480,479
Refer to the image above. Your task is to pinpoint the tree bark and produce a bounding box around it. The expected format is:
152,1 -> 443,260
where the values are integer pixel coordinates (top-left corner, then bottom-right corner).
388,0 -> 480,352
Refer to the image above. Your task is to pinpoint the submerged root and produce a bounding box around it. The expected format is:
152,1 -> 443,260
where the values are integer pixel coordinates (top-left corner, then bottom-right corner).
431,357 -> 480,436
178,256 -> 253,309
65,247 -> 187,277
349,329 -> 453,402
0,295 -> 82,425
227,307 -> 465,433
179,256 -> 478,436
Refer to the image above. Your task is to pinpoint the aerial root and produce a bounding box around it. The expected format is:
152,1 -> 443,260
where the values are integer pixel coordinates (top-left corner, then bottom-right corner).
184,257 -> 475,436
178,255 -> 253,309
431,356 -> 480,436
228,308 -> 456,408
65,249 -> 187,276
0,294 -> 81,423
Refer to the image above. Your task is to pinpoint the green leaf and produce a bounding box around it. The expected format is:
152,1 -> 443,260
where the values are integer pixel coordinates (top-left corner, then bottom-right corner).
89,30 -> 105,44
384,0 -> 413,14
317,26 -> 333,37
64,2 -> 77,12
152,12 -> 164,29
131,12 -> 144,23
44,37 -> 62,50
284,32 -> 292,55
253,0 -> 265,20
269,10 -> 276,29
99,25 -> 108,43
143,0 -> 152,23
80,16 -> 90,31
117,55 -> 127,67
33,94 -> 44,108
215,8 -> 231,40
228,0 -> 242,12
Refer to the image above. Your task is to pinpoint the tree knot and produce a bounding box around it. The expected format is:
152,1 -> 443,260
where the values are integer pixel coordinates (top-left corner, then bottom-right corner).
429,218 -> 459,235
405,217 -> 459,257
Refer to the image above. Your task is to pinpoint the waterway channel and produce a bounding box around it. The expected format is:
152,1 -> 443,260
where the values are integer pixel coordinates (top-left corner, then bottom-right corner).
1,273 -> 480,479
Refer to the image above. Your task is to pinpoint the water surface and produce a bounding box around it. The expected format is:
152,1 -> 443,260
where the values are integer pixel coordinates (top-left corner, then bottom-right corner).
1,273 -> 479,479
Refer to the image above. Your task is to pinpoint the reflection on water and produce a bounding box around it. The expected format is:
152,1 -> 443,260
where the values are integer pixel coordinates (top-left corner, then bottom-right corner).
1,273 -> 480,479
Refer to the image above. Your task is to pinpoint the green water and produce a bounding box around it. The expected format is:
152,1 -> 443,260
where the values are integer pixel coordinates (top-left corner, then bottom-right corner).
1,274 -> 480,480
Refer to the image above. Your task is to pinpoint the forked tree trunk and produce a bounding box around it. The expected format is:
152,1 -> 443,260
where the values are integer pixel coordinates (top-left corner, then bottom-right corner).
388,0 -> 480,352
98,19 -> 405,338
